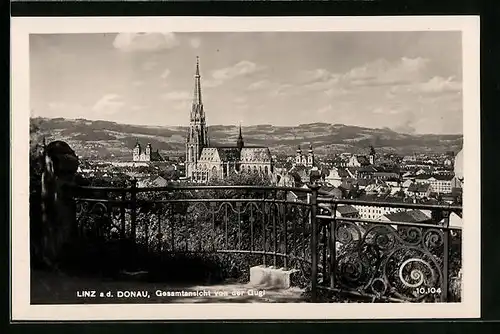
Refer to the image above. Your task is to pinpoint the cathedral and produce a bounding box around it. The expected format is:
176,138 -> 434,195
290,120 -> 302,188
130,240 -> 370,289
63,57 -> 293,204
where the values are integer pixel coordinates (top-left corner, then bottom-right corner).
185,57 -> 274,183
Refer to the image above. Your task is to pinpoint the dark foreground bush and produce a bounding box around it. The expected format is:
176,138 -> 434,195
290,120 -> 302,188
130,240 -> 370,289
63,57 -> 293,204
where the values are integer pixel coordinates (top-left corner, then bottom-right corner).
54,239 -> 311,288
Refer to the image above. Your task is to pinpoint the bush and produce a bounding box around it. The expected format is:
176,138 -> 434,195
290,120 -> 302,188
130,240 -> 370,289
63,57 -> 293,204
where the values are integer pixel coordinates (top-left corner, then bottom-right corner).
29,122 -> 46,269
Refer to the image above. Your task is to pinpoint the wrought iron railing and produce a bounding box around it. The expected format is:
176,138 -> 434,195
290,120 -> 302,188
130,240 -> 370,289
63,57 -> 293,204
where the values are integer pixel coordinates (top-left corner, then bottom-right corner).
315,197 -> 462,303
72,182 -> 462,303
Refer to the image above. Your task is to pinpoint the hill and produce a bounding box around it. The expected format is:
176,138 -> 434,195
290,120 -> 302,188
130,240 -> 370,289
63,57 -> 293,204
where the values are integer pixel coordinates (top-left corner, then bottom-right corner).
30,117 -> 463,159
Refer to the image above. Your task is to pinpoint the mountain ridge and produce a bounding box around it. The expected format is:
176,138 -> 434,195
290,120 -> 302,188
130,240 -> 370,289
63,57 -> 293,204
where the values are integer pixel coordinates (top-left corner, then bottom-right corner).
30,117 -> 463,159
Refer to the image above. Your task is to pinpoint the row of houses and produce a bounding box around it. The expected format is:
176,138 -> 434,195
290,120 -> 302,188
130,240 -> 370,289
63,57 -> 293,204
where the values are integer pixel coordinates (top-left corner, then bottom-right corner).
314,194 -> 462,228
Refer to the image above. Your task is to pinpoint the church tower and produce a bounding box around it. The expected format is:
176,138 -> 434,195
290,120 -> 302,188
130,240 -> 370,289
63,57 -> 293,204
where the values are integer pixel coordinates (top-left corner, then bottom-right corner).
295,145 -> 302,165
186,57 -> 209,178
236,124 -> 244,151
145,143 -> 152,161
307,143 -> 315,167
368,145 -> 376,165
133,139 -> 141,162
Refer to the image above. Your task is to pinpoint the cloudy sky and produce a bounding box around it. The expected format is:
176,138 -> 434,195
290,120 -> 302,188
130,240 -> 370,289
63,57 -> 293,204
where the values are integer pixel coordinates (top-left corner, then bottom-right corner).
30,32 -> 463,134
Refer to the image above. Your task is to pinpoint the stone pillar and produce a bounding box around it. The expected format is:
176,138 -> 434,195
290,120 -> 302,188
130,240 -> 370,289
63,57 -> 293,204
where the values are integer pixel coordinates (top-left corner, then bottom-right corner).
39,140 -> 79,268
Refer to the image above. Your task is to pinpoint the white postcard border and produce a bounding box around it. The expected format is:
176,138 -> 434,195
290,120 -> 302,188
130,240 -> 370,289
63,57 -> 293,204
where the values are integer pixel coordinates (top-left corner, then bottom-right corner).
11,16 -> 481,320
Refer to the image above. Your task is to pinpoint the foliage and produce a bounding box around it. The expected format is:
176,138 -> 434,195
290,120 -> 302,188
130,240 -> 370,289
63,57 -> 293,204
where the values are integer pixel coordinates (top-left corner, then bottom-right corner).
29,121 -> 45,268
158,167 -> 178,181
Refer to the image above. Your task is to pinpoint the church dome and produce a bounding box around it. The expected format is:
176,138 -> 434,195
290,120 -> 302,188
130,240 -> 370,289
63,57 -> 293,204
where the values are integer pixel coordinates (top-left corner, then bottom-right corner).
454,149 -> 463,180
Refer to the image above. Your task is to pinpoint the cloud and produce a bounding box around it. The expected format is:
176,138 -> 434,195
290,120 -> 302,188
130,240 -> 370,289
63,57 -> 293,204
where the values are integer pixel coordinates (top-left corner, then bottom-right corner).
47,101 -> 88,119
132,81 -> 145,87
113,33 -> 180,52
203,79 -> 224,88
303,77 -> 341,93
419,76 -> 462,93
393,120 -> 417,134
211,61 -> 266,84
248,79 -> 272,91
297,57 -> 431,95
389,76 -> 462,95
372,107 -> 402,115
324,87 -> 350,97
162,90 -> 191,101
269,84 -> 293,97
233,96 -> 247,104
299,69 -> 334,84
342,57 -> 430,87
160,69 -> 171,79
92,94 -> 125,115
190,37 -> 201,49
131,105 -> 147,111
142,60 -> 158,71
173,101 -> 190,110
316,105 -> 333,114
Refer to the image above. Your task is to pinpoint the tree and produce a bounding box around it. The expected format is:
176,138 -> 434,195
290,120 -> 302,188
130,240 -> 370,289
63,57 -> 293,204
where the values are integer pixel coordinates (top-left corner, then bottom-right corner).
30,122 -> 45,268
207,171 -> 273,197
159,167 -> 178,181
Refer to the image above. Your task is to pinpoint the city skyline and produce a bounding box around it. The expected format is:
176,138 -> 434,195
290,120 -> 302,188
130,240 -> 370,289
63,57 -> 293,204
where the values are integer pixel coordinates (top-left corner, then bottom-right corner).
30,31 -> 463,135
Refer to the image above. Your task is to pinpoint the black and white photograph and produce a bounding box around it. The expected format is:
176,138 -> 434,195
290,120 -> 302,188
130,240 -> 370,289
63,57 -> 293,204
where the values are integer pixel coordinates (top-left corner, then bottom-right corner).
11,17 -> 480,320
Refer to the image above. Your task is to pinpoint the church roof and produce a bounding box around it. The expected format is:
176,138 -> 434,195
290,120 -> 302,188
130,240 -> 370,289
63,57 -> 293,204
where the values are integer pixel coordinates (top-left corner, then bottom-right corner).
240,147 -> 272,162
197,144 -> 272,164
216,147 -> 241,162
198,147 -> 220,162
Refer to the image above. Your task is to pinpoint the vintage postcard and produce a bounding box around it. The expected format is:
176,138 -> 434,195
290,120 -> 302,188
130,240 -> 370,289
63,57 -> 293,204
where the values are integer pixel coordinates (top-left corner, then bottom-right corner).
11,16 -> 480,320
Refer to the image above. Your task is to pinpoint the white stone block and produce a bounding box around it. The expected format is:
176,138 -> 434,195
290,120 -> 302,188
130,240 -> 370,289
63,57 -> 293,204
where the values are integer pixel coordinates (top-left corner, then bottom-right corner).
249,265 -> 299,289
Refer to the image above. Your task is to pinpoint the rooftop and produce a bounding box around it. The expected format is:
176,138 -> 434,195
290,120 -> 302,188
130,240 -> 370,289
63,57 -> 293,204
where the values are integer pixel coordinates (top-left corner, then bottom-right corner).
336,204 -> 359,215
384,209 -> 432,223
408,183 -> 431,193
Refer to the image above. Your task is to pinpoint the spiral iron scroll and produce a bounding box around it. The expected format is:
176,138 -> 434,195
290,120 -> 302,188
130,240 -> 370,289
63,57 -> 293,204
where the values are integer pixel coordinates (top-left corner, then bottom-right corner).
333,221 -> 446,302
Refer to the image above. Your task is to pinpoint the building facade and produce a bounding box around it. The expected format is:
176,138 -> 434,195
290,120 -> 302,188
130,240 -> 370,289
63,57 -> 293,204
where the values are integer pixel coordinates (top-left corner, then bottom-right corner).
184,57 -> 274,183
413,174 -> 454,194
133,141 -> 164,162
294,144 -> 315,167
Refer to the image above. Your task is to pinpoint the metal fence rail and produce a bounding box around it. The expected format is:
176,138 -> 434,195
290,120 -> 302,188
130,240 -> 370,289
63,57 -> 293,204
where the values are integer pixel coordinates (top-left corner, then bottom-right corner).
72,182 -> 462,303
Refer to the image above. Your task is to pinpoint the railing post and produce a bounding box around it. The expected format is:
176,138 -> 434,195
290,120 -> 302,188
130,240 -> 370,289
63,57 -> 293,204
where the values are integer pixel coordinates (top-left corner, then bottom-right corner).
321,222 -> 327,286
157,205 -> 163,253
441,209 -> 450,302
308,183 -> 320,302
120,191 -> 126,239
330,203 -> 338,289
130,179 -> 138,242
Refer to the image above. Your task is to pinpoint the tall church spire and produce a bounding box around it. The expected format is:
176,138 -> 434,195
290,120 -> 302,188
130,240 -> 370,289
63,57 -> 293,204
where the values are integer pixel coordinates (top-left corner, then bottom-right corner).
193,56 -> 202,106
186,56 -> 209,179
